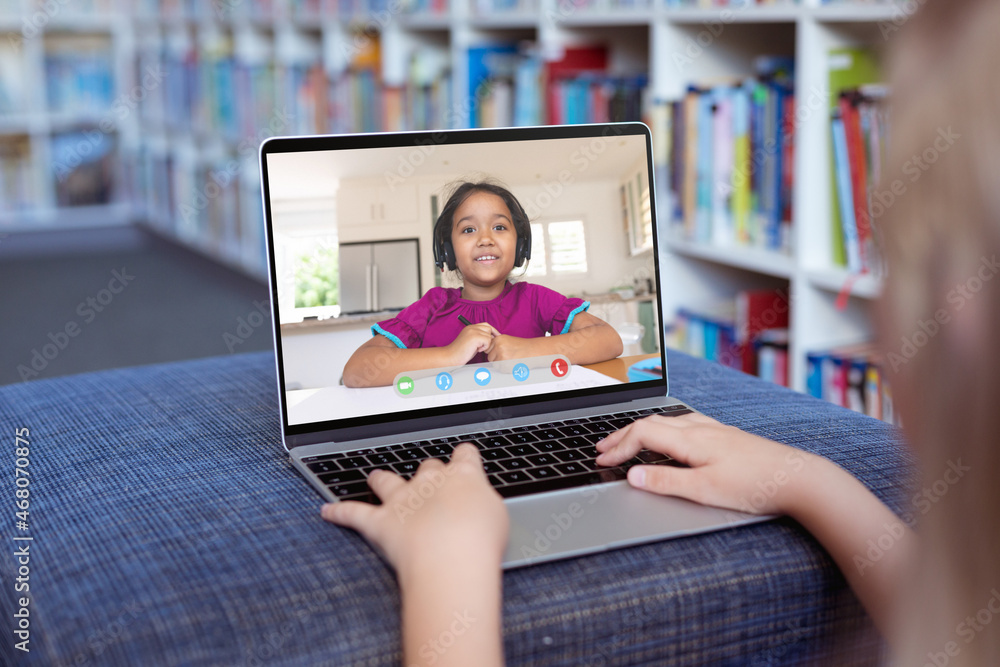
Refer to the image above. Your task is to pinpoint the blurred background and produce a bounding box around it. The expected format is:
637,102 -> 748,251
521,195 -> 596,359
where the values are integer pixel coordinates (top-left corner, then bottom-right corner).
0,0 -> 901,426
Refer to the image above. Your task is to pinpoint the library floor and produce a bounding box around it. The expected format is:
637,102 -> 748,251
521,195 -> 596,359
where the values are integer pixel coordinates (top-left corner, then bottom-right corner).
0,225 -> 273,386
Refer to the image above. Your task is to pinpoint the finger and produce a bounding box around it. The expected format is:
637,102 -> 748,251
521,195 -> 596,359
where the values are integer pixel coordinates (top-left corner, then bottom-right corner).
595,421 -> 634,452
320,500 -> 379,533
450,442 -> 487,475
365,468 -> 406,499
627,464 -> 705,504
594,418 -> 657,465
417,456 -> 447,471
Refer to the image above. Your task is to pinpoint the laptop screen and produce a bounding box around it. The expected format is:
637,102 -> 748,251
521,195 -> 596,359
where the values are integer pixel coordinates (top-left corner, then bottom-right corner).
261,124 -> 666,441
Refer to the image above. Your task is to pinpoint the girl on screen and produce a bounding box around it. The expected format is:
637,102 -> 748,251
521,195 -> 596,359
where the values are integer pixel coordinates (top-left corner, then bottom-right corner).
342,179 -> 623,388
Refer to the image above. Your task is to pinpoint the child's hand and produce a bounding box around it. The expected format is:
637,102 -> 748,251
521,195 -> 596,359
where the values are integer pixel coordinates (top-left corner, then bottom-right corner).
320,444 -> 509,572
485,334 -> 533,362
447,323 -> 500,365
595,412 -> 818,516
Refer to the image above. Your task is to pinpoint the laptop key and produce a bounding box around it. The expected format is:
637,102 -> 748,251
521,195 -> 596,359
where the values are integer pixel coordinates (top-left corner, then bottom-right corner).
636,450 -> 672,464
558,424 -> 588,437
306,460 -> 339,474
340,492 -> 382,506
480,436 -> 510,448
425,444 -> 452,458
339,456 -> 368,470
484,461 -> 503,474
302,453 -> 345,464
498,470 -> 530,485
500,458 -> 530,471
507,431 -> 539,444
317,469 -> 364,486
391,460 -> 419,476
507,444 -> 538,457
367,452 -> 400,466
328,481 -> 369,497
554,448 -> 587,462
526,453 -> 557,467
554,462 -> 587,475
584,421 -> 615,434
534,441 -> 562,453
495,468 -> 628,499
527,466 -> 557,480
481,448 -> 509,461
396,447 -> 426,461
535,429 -> 562,440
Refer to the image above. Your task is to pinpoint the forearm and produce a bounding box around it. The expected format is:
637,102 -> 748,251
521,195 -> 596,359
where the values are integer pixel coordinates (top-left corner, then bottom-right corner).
343,345 -> 456,387
780,453 -> 913,638
520,324 -> 623,365
398,556 -> 505,667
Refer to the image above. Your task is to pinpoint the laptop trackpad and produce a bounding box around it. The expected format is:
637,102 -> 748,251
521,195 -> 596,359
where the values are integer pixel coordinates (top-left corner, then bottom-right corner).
502,482 -> 764,567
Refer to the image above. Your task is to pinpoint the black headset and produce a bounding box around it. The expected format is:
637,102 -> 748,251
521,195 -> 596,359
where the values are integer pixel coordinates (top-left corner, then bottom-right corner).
433,188 -> 532,271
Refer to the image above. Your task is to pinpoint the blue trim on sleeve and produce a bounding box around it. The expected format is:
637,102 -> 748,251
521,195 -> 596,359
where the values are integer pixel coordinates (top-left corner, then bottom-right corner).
560,301 -> 590,335
371,323 -> 407,349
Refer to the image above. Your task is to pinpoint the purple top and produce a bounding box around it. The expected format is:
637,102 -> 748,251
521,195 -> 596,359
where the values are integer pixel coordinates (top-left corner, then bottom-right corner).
372,281 -> 590,364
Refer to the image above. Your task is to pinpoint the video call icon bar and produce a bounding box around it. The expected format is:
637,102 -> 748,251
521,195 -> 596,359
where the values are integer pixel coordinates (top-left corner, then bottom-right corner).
392,355 -> 572,398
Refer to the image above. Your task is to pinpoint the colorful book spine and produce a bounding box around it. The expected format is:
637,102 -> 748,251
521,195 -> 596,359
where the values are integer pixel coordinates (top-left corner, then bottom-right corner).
831,110 -> 863,272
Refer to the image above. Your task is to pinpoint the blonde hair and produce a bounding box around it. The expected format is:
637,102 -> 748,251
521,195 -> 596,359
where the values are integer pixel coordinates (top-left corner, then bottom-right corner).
880,0 -> 1000,663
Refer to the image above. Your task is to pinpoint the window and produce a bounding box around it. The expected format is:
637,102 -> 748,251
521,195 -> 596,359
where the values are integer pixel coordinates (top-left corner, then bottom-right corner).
524,220 -> 588,277
274,207 -> 340,323
294,241 -> 338,310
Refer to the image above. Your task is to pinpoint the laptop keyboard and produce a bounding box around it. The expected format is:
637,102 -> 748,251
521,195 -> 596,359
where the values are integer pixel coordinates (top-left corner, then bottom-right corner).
301,404 -> 693,504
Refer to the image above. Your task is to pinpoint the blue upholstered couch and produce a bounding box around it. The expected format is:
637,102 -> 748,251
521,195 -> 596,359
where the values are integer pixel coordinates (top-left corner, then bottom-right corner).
0,349 -> 911,665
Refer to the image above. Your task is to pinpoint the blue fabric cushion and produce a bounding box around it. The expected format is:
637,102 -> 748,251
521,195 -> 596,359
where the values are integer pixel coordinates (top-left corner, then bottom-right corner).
0,350 -> 913,665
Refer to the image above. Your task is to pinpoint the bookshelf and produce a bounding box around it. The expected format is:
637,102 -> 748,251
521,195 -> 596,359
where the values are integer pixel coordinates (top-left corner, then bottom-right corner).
0,1 -> 133,229
0,0 -> 903,408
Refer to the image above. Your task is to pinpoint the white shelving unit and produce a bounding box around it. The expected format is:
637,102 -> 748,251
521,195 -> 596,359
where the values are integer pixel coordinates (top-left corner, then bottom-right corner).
0,0 -> 134,230
1,0 -> 900,394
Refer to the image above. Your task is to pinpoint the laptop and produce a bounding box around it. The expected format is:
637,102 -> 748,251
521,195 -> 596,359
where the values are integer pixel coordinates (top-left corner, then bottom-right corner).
259,122 -> 764,568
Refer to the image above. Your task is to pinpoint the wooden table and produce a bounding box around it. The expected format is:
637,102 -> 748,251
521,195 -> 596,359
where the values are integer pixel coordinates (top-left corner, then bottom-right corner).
583,353 -> 660,383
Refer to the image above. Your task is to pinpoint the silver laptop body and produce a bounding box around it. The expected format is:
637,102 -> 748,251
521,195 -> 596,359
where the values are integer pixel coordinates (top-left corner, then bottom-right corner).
259,122 -> 763,568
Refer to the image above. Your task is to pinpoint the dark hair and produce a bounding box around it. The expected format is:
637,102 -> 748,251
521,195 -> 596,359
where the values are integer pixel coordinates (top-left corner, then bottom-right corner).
432,180 -> 532,271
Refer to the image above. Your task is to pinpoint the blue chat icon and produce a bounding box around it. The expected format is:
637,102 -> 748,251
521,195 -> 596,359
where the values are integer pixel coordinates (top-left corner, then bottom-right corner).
473,368 -> 491,386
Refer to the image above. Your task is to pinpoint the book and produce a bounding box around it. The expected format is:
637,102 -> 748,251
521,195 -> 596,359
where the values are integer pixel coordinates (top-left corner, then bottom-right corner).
804,342 -> 896,424
827,47 -> 883,269
543,45 -> 607,126
676,287 -> 790,380
666,66 -> 794,252
831,110 -> 862,272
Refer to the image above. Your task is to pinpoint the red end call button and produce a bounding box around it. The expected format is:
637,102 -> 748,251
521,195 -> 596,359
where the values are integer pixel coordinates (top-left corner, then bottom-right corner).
550,358 -> 569,377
